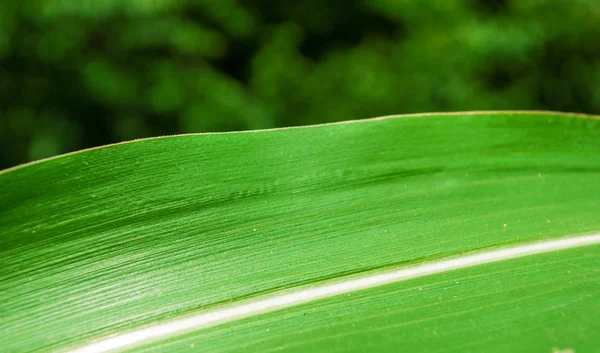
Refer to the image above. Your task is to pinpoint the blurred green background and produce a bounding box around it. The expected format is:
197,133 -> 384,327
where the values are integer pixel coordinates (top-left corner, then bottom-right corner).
1,0 -> 599,170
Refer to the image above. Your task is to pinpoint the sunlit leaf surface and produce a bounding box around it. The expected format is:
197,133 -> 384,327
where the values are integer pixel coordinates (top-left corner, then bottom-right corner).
1,112 -> 599,353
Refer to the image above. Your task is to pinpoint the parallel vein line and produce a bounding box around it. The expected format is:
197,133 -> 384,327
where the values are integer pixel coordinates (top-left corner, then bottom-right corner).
66,233 -> 600,353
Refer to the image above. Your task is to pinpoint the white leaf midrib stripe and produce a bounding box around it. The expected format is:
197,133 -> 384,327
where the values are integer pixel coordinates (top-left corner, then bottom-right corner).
65,233 -> 600,353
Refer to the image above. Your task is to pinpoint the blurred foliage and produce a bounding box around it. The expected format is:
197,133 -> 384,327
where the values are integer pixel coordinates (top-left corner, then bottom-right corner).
1,0 -> 599,169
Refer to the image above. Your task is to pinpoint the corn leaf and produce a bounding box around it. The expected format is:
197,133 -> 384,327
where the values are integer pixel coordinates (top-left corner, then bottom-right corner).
1,112 -> 599,353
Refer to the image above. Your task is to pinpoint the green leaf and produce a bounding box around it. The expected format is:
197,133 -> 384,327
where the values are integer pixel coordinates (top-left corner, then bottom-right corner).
1,111 -> 599,353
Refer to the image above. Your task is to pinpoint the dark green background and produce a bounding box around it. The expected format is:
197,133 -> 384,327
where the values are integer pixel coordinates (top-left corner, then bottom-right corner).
1,0 -> 599,170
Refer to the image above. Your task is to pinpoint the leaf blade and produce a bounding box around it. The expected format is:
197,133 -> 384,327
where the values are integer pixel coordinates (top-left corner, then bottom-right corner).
1,111 -> 599,352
